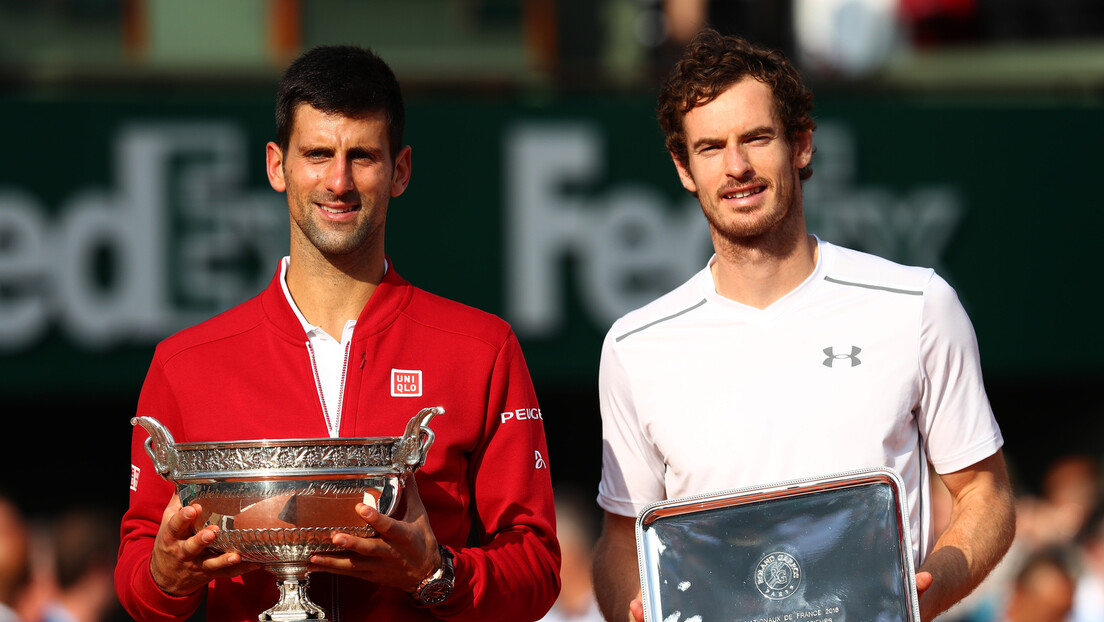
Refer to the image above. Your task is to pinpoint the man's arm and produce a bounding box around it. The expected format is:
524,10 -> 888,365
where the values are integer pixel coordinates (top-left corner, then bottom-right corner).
915,450 -> 1015,622
117,430 -> 261,621
593,511 -> 644,622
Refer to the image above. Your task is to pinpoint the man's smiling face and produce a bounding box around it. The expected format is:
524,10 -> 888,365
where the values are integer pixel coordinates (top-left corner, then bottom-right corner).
672,77 -> 812,243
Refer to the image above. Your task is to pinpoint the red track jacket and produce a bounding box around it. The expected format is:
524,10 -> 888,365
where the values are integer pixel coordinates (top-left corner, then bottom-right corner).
116,260 -> 561,621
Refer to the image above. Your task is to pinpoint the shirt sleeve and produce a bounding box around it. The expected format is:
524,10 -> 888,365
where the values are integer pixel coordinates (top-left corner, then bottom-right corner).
596,328 -> 667,518
916,273 -> 1004,474
430,329 -> 561,622
115,353 -> 206,622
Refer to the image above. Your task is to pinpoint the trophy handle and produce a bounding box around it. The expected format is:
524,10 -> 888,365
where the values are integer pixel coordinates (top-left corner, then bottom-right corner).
395,407 -> 443,469
131,416 -> 178,477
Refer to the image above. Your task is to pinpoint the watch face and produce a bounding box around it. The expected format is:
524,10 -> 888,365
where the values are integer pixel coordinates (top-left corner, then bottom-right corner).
418,580 -> 453,605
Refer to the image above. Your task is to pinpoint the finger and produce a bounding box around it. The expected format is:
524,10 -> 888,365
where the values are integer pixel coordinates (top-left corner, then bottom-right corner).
180,526 -> 219,558
201,552 -> 257,574
309,552 -> 362,572
359,503 -> 405,540
630,598 -> 645,622
915,571 -> 934,595
330,529 -> 384,556
164,503 -> 201,540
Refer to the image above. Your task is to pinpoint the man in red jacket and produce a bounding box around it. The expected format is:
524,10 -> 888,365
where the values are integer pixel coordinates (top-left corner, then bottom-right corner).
116,45 -> 561,622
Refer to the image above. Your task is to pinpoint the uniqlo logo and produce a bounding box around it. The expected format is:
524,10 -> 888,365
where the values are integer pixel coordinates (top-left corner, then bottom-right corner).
391,369 -> 423,397
130,464 -> 141,491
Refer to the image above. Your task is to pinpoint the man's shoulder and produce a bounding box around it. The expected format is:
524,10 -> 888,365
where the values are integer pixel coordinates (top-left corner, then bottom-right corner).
820,242 -> 937,295
402,285 -> 514,344
154,295 -> 266,360
605,268 -> 707,343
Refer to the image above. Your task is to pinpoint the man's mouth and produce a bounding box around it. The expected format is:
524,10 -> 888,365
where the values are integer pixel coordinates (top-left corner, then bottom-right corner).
319,203 -> 359,214
722,186 -> 765,200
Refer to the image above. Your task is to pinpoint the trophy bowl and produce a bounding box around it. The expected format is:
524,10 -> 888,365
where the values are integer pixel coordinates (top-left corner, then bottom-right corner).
131,406 -> 443,622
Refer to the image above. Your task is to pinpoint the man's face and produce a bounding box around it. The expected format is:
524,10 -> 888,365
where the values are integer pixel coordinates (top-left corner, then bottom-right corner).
266,104 -> 411,259
672,77 -> 812,243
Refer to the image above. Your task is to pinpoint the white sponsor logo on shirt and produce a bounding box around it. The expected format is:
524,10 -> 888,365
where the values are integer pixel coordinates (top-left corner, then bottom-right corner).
501,407 -> 542,424
130,464 -> 141,491
391,369 -> 423,397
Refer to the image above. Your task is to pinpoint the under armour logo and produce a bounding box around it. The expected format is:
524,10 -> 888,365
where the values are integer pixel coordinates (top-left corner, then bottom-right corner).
823,346 -> 862,368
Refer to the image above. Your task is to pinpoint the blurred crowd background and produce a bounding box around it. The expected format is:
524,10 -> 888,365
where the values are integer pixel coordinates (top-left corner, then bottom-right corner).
0,1 -> 1102,621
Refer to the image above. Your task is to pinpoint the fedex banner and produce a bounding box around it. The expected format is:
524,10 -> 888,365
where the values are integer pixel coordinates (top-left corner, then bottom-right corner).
0,92 -> 1100,395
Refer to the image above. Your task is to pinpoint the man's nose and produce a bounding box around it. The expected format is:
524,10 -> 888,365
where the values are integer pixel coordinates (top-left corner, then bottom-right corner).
325,157 -> 355,195
725,145 -> 752,178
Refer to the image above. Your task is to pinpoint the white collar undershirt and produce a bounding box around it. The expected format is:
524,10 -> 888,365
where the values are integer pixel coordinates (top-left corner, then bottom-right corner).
278,256 -> 387,437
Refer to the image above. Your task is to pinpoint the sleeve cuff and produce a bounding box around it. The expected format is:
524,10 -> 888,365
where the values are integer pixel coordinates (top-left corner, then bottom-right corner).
132,561 -> 205,619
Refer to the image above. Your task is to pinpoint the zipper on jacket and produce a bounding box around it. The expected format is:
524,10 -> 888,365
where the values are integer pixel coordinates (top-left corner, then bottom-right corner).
336,341 -> 351,431
306,341 -> 352,437
306,342 -> 333,435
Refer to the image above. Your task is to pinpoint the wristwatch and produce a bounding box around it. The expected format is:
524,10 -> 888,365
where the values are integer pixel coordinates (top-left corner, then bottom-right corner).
411,545 -> 455,607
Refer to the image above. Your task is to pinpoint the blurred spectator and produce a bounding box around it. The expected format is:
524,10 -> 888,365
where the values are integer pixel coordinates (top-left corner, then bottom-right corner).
899,0 -> 981,46
538,489 -> 603,622
1019,454 -> 1101,551
0,496 -> 30,622
976,0 -> 1104,41
942,453 -> 1102,622
997,545 -> 1077,622
664,0 -> 795,56
793,0 -> 904,77
1072,502 -> 1104,622
38,509 -> 121,622
663,0 -> 903,78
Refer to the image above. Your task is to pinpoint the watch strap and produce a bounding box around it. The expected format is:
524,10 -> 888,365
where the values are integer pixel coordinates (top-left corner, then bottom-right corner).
411,545 -> 455,606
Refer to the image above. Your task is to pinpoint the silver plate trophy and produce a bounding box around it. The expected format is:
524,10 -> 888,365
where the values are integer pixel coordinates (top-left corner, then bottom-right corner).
132,406 -> 443,622
637,468 -> 921,622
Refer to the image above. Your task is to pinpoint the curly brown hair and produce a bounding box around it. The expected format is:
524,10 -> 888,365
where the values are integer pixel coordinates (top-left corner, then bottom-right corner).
657,29 -> 816,181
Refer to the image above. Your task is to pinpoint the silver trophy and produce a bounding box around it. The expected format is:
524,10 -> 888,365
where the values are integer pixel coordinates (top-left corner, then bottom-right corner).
132,406 -> 443,622
637,468 -> 921,622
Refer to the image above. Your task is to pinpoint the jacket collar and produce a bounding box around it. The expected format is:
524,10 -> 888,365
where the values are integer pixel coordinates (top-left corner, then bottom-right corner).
260,256 -> 413,343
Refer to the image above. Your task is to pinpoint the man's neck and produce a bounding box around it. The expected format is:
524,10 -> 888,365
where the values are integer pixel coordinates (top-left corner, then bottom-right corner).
710,232 -> 818,310
285,246 -> 385,338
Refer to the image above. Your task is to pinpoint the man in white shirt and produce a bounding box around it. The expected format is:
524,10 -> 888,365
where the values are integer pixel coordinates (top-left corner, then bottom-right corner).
592,29 -> 1015,622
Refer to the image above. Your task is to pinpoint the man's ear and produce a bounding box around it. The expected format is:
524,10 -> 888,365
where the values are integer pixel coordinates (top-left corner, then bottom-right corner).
265,142 -> 287,192
671,151 -> 698,195
390,145 -> 412,197
793,129 -> 813,170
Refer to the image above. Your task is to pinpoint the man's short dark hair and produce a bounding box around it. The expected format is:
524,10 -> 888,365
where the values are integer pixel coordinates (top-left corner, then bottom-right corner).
275,45 -> 406,158
657,29 -> 816,181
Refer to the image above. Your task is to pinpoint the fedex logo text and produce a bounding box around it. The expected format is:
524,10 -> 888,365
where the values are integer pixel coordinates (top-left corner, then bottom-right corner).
391,369 -> 423,397
501,408 -> 543,424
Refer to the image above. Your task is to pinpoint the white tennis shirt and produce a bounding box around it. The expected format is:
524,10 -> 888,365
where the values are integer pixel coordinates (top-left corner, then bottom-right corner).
597,239 -> 1003,564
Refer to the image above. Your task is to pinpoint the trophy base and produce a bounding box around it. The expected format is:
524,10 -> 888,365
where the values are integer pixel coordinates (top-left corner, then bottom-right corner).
259,564 -> 328,622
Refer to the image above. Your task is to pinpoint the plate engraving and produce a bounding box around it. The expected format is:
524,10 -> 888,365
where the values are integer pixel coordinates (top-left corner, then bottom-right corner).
755,552 -> 801,600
